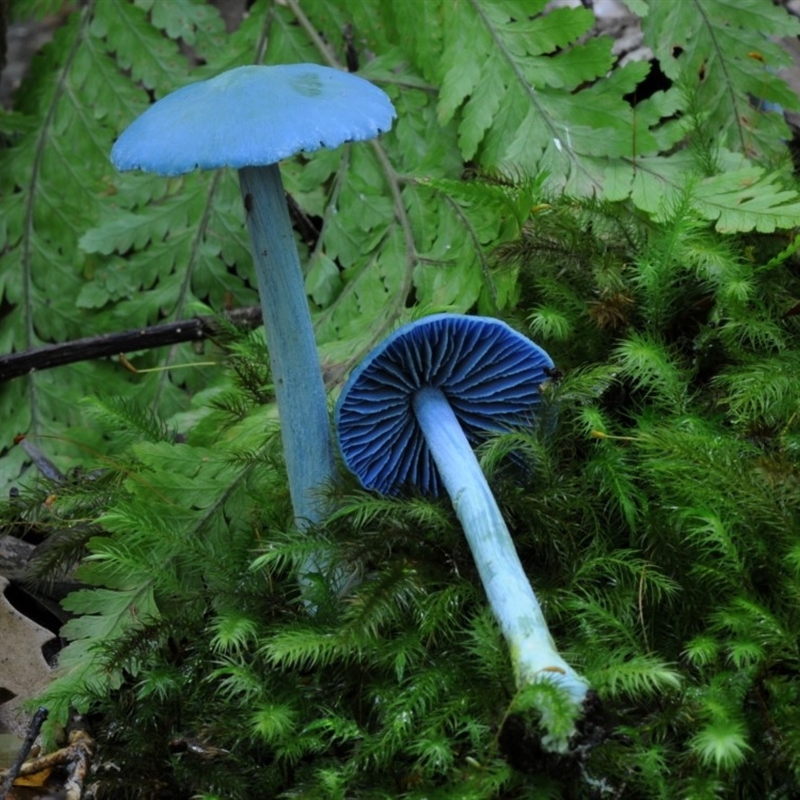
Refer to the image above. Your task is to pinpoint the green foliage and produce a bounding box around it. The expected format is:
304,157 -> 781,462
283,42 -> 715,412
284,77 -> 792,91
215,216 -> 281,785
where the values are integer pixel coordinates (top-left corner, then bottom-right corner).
5,201 -> 798,795
3,0 -> 800,487
642,0 -> 800,163
3,0 -> 800,797
497,188 -> 800,792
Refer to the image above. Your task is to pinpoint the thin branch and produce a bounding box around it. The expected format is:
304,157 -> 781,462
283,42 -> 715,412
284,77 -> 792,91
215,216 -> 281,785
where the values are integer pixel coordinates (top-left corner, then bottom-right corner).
283,0 -> 340,68
0,306 -> 262,383
0,706 -> 48,799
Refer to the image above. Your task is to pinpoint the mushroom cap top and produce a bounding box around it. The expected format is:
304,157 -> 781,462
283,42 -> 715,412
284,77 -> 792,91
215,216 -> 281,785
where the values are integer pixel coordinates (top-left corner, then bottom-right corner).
335,314 -> 555,496
111,64 -> 396,176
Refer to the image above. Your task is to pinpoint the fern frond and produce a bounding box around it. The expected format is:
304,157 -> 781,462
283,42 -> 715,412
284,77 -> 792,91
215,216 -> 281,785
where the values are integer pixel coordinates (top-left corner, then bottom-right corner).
642,0 -> 800,163
9,0 -> 66,20
432,0 -> 633,193
692,167 -> 800,233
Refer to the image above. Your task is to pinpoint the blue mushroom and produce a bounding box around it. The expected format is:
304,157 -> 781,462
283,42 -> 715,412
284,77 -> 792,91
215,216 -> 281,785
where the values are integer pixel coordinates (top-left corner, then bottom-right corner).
111,64 -> 396,547
336,314 -> 589,708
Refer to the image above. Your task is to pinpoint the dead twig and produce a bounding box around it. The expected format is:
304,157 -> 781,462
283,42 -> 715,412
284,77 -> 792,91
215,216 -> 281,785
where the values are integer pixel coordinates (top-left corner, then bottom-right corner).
0,706 -> 48,799
0,728 -> 95,800
0,306 -> 262,382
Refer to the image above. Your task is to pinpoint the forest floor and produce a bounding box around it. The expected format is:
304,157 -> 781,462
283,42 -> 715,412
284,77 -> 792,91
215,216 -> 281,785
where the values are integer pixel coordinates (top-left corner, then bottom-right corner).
2,0 -> 800,785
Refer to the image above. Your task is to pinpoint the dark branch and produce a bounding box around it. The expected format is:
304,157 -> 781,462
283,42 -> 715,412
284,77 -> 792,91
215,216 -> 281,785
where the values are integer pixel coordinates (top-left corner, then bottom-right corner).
0,706 -> 48,799
0,306 -> 263,383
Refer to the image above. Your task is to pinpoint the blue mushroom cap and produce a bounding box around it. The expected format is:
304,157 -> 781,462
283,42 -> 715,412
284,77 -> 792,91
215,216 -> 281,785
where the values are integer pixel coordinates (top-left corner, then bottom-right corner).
111,64 -> 396,176
335,314 -> 555,496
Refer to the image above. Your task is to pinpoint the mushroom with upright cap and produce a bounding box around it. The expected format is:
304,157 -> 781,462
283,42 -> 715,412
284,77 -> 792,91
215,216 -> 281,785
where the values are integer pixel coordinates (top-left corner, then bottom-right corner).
111,64 -> 396,550
335,314 -> 589,709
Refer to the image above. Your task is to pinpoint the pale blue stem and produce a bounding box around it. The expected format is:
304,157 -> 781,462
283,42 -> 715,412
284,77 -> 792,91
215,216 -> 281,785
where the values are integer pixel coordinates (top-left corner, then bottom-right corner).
238,164 -> 335,545
412,387 -> 589,705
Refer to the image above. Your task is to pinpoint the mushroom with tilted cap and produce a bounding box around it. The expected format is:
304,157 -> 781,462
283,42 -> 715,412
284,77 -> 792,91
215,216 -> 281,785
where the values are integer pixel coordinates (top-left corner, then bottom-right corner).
111,64 -> 396,558
335,314 -> 590,716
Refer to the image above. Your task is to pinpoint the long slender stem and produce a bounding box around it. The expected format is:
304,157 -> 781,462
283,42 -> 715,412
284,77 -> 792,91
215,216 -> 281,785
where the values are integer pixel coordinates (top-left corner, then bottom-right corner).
412,386 -> 588,705
238,164 -> 335,535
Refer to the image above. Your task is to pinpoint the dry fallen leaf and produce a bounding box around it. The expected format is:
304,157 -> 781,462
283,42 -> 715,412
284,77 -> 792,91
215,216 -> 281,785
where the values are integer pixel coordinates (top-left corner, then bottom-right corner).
0,576 -> 55,737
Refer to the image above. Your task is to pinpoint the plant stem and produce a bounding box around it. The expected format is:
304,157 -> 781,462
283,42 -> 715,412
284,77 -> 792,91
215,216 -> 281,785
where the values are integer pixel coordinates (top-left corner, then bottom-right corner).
238,164 -> 335,537
412,386 -> 589,705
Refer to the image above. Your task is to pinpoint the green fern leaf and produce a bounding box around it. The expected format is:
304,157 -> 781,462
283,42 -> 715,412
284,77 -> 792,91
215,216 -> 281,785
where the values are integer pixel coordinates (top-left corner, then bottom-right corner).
91,0 -> 187,96
43,580 -> 160,719
60,583 -> 159,641
139,0 -> 227,57
0,0 -> 209,486
642,0 -> 800,162
415,176 -> 535,313
691,167 -> 800,233
433,0 -> 629,192
80,170 -> 255,320
9,0 -> 66,19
